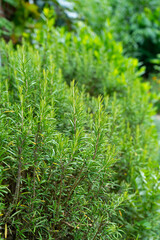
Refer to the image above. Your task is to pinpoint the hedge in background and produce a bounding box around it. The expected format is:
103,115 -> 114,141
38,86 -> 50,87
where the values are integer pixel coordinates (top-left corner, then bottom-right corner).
1,0 -> 160,74
0,19 -> 160,240
73,0 -> 160,75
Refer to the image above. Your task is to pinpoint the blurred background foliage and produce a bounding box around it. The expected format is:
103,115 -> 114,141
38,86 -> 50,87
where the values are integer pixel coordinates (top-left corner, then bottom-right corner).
74,0 -> 160,75
1,0 -> 160,76
0,0 -> 79,43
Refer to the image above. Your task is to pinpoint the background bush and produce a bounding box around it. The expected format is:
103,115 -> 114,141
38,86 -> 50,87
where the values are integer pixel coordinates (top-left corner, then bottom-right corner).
1,0 -> 160,74
72,0 -> 160,75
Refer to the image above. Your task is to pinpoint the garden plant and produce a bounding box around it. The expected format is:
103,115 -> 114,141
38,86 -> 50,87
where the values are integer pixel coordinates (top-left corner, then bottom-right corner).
0,2 -> 160,240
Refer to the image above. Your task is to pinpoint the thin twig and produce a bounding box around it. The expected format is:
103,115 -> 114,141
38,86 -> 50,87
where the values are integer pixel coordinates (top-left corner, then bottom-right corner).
74,115 -> 76,134
4,139 -> 24,220
56,165 -> 64,218
32,124 -> 40,211
92,220 -> 104,240
93,132 -> 100,160
13,148 -> 22,205
87,132 -> 100,193
65,163 -> 85,203
33,136 -> 38,199
73,84 -> 76,134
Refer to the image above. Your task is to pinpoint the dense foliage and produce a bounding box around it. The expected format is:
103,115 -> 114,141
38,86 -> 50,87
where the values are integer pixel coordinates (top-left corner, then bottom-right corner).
0,0 -> 40,43
73,0 -> 160,74
1,0 -> 160,75
0,11 -> 160,238
0,0 -> 78,43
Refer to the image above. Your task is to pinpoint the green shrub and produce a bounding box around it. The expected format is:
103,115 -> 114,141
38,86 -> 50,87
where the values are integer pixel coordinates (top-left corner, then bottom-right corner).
73,0 -> 160,74
0,41 -> 127,239
0,19 -> 160,239
26,19 -> 160,238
